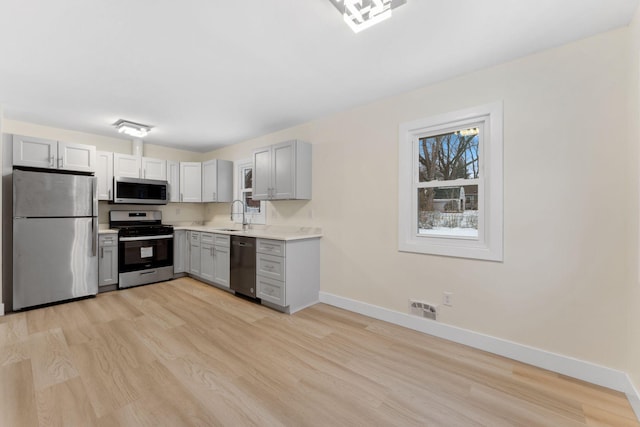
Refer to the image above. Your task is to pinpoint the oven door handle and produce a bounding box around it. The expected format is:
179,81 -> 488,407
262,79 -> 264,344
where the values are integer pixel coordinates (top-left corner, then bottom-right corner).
119,234 -> 174,242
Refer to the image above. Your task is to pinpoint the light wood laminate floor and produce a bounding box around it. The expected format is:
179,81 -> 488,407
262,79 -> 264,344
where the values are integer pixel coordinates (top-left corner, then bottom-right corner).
0,277 -> 638,426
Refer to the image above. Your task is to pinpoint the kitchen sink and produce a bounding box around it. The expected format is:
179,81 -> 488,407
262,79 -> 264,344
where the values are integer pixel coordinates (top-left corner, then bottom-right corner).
216,228 -> 242,232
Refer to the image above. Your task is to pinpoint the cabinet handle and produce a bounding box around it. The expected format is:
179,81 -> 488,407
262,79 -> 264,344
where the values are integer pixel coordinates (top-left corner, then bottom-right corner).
100,247 -> 104,258
108,189 -> 111,200
49,156 -> 55,167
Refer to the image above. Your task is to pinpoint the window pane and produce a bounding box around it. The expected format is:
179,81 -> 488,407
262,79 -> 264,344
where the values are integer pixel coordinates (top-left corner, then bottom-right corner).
418,127 -> 479,182
244,168 -> 253,190
243,191 -> 261,213
418,185 -> 478,238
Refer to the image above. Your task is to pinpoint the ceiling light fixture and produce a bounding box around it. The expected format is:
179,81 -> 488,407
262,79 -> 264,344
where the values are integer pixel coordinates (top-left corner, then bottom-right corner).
329,0 -> 406,33
113,119 -> 152,138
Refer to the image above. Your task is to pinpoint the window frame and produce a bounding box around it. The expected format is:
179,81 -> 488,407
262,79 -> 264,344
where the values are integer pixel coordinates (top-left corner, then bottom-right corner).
234,160 -> 266,225
398,102 -> 503,261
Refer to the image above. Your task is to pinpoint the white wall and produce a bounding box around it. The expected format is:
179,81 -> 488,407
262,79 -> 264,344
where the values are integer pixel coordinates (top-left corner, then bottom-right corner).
628,6 -> 640,395
204,28 -> 634,374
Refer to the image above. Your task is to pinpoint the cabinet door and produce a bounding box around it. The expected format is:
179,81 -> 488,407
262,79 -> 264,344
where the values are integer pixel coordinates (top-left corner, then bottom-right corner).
99,245 -> 118,287
213,245 -> 230,288
252,146 -> 271,200
114,153 -> 142,178
200,243 -> 215,281
271,141 -> 296,199
173,230 -> 186,274
202,160 -> 218,202
180,162 -> 202,203
189,243 -> 201,275
12,134 -> 57,169
58,141 -> 96,173
167,160 -> 180,203
96,151 -> 114,201
216,160 -> 233,202
142,157 -> 167,180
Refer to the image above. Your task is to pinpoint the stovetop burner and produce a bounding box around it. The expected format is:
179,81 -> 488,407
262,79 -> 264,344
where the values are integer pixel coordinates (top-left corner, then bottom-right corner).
109,210 -> 173,237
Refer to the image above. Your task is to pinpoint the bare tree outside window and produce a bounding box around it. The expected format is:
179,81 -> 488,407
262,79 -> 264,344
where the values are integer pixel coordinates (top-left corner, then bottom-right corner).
417,127 -> 480,237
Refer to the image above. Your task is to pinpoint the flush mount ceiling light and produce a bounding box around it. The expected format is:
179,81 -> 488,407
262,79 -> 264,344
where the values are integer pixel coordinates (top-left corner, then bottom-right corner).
113,119 -> 152,138
329,0 -> 406,33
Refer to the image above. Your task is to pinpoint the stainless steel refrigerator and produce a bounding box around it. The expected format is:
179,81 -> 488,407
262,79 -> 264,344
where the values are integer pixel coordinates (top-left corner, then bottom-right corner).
13,169 -> 98,310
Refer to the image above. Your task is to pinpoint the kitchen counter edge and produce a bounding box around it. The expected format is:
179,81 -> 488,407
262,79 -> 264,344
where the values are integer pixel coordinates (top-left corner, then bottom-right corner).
172,226 -> 322,241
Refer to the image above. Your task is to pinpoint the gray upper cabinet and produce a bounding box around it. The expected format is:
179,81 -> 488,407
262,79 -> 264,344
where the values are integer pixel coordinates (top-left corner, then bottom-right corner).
252,140 -> 312,201
114,154 -> 166,180
113,153 -> 141,178
142,157 -> 166,180
167,160 -> 180,203
96,151 -> 113,201
202,159 -> 233,203
180,162 -> 202,203
13,135 -> 96,173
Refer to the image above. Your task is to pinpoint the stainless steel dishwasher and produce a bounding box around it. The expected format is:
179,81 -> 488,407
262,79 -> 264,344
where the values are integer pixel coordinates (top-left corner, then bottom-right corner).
230,235 -> 257,298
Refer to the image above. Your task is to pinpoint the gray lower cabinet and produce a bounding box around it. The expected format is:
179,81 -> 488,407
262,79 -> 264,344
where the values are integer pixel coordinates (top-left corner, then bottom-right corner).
213,235 -> 230,288
98,233 -> 118,291
256,238 -> 319,314
187,231 -> 230,289
200,233 -> 215,282
173,230 -> 187,275
189,231 -> 201,276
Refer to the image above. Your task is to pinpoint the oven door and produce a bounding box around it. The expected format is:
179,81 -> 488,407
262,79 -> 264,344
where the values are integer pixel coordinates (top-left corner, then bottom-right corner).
119,234 -> 174,273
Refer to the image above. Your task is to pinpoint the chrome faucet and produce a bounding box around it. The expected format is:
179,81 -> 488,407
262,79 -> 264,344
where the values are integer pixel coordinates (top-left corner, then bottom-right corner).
230,199 -> 249,230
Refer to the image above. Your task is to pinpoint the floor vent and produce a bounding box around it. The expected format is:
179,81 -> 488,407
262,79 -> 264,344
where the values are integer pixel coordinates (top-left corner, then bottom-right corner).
409,300 -> 437,320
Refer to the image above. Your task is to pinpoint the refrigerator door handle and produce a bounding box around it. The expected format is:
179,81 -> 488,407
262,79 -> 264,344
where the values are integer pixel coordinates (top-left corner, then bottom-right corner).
92,217 -> 98,257
91,178 -> 98,257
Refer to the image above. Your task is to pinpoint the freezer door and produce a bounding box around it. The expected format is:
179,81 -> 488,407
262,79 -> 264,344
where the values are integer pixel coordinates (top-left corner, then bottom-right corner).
13,217 -> 98,310
13,169 -> 96,218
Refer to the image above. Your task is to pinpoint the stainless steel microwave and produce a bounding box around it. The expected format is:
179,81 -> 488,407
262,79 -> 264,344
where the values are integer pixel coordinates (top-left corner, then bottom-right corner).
112,177 -> 169,205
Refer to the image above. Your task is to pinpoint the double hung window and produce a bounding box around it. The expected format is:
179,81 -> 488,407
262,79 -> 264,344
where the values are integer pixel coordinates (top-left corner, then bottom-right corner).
398,102 -> 503,261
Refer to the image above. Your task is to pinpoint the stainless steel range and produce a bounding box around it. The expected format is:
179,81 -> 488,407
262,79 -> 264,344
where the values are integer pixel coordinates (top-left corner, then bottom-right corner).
109,210 -> 174,288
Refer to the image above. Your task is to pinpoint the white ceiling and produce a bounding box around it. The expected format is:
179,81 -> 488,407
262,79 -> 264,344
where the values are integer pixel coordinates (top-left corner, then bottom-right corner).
0,0 -> 637,152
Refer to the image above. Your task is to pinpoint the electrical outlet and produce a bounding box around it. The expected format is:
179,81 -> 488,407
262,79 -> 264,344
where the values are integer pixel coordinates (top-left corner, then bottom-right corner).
443,292 -> 453,307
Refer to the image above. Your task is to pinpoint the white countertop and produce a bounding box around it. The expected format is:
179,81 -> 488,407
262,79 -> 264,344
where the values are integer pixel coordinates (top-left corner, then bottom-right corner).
173,225 -> 322,241
98,228 -> 118,234
99,224 -> 322,241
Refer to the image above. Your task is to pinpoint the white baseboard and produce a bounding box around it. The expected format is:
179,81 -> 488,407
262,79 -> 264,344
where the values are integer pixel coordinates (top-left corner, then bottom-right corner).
319,292 -> 639,409
627,375 -> 640,420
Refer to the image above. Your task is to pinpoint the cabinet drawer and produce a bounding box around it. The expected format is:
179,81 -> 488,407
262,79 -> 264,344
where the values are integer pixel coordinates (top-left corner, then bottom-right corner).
257,253 -> 285,281
99,234 -> 117,247
257,276 -> 285,306
189,231 -> 201,244
213,234 -> 230,247
201,233 -> 214,245
256,238 -> 286,257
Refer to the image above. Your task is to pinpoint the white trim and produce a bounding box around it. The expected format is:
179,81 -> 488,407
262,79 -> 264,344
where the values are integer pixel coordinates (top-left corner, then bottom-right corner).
398,101 -> 503,261
318,292 -> 638,408
0,303 -> 4,316
627,376 -> 640,421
